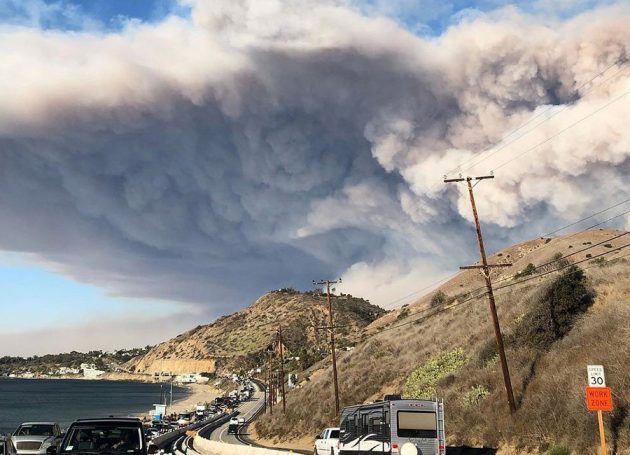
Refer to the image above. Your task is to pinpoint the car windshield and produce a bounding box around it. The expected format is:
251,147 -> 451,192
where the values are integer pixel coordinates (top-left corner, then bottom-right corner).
62,426 -> 142,454
15,425 -> 55,436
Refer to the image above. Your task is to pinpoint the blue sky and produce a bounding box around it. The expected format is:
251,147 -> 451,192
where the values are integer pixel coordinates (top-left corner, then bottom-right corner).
0,253 -> 177,334
0,0 -> 623,356
0,0 -> 616,34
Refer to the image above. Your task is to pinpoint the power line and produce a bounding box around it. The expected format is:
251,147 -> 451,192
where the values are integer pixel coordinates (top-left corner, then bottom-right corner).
453,60 -> 629,174
458,225 -> 630,301
545,201 -> 630,237
359,241 -> 630,339
381,273 -> 460,307
487,229 -> 630,289
493,89 -> 630,171
374,200 -> 630,312
494,241 -> 630,292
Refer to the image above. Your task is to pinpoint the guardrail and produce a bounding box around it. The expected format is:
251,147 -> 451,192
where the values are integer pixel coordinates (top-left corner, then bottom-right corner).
152,412 -> 236,449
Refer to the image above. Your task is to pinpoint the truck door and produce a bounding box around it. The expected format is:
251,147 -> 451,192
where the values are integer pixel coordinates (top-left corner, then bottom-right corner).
316,430 -> 327,454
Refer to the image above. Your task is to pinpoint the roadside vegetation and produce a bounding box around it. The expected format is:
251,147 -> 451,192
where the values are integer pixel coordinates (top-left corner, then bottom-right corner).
254,252 -> 630,454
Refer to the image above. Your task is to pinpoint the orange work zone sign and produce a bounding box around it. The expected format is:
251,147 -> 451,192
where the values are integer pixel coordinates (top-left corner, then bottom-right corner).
586,387 -> 614,411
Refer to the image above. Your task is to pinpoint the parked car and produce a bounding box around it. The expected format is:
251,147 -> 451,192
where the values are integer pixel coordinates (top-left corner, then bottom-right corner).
1,436 -> 18,455
46,418 -> 158,455
314,427 -> 339,455
12,422 -> 62,455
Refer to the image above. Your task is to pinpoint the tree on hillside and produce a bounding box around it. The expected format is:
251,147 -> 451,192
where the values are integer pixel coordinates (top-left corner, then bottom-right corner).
514,265 -> 594,348
430,291 -> 448,308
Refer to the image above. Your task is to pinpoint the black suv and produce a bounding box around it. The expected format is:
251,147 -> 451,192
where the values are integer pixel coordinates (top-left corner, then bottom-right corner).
47,418 -> 158,455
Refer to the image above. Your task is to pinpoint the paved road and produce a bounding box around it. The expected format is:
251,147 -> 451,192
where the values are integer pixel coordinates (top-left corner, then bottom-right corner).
206,385 -> 265,445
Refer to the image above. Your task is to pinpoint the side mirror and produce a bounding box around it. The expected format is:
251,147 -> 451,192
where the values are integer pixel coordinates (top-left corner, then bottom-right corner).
46,446 -> 58,455
147,444 -> 159,455
315,435 -> 321,440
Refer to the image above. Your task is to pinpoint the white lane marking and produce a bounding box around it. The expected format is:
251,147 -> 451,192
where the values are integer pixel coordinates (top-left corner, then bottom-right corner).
218,425 -> 228,443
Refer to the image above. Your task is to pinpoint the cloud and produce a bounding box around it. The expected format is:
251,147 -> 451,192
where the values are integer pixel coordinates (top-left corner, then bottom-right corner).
0,0 -> 628,325
0,312 -> 202,356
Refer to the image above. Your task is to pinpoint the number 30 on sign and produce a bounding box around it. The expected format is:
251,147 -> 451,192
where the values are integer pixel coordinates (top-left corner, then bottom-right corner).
588,365 -> 606,387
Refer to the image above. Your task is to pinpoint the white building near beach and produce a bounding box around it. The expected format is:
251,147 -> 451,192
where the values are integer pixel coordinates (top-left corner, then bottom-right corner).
173,373 -> 208,384
83,367 -> 105,378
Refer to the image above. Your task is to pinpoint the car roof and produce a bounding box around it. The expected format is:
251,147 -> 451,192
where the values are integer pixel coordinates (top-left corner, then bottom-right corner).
17,422 -> 57,426
72,418 -> 141,424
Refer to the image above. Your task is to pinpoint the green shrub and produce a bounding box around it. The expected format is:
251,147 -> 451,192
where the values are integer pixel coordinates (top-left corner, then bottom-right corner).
461,385 -> 490,407
514,263 -> 537,279
397,307 -> 411,321
431,291 -> 448,308
545,445 -> 571,455
403,348 -> 468,399
590,257 -> 607,267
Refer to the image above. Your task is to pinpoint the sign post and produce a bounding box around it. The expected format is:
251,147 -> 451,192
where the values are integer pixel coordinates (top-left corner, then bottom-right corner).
597,410 -> 606,455
586,365 -> 612,455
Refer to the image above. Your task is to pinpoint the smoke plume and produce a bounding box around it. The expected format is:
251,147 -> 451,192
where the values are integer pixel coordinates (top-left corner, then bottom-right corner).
0,0 -> 628,315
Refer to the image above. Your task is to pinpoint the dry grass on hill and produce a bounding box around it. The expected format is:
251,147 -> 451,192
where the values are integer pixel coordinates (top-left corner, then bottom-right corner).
129,289 -> 386,374
254,232 -> 630,454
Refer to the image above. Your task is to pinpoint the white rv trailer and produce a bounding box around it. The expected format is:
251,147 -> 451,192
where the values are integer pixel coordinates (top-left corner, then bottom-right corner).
338,397 -> 445,455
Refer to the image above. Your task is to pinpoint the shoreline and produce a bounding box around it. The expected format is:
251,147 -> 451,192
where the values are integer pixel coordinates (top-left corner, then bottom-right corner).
136,383 -> 222,419
1,373 -> 154,383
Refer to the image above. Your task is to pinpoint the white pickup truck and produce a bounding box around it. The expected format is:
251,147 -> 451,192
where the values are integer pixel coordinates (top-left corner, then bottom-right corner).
314,427 -> 339,455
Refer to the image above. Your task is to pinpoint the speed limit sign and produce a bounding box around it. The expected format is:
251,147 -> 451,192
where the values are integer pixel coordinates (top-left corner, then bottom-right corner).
587,365 -> 606,387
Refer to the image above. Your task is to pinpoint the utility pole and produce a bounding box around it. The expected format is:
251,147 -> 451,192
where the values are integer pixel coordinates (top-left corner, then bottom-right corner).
266,347 -> 274,415
277,326 -> 287,413
313,278 -> 342,416
444,175 -> 517,414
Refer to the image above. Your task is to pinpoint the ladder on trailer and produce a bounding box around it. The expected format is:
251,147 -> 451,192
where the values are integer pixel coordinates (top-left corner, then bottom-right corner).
436,399 -> 446,455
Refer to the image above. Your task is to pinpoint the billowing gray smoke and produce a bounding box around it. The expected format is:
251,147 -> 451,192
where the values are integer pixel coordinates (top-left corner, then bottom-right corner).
0,0 -> 628,314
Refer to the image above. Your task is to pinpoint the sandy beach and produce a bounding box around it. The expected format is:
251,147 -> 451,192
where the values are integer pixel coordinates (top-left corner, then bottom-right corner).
145,383 -> 222,417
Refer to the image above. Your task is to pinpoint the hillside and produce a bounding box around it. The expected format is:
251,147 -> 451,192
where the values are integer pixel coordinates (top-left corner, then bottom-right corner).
254,229 -> 630,454
128,290 -> 386,375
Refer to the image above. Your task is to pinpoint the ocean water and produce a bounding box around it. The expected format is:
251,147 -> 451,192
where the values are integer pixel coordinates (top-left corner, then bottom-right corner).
0,379 -> 189,434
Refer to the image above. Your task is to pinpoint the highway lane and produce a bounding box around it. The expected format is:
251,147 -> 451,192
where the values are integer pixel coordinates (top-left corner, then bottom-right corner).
207,384 -> 265,445
160,412 -> 235,455
194,382 -> 309,455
